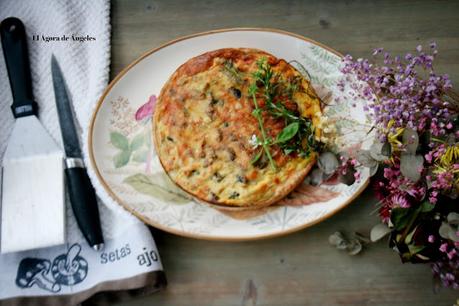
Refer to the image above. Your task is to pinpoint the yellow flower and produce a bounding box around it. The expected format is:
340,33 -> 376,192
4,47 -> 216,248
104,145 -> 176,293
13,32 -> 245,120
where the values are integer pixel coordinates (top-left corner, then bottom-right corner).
439,143 -> 459,167
385,120 -> 404,152
433,142 -> 459,189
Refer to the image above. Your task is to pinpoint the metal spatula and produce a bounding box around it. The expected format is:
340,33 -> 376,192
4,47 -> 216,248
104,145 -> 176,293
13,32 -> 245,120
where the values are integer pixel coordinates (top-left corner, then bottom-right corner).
0,17 -> 65,253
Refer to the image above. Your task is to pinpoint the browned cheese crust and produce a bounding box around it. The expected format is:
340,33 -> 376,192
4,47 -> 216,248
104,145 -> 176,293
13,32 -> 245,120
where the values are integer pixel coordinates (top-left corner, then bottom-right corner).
153,48 -> 322,209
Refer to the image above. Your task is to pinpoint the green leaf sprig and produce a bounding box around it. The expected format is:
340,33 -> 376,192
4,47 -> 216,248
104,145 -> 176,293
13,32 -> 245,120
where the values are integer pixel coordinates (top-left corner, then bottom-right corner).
248,57 -> 319,170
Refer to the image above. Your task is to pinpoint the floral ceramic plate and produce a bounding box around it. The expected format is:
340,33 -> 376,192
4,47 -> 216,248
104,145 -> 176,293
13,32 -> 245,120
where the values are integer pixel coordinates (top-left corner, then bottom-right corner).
88,28 -> 373,240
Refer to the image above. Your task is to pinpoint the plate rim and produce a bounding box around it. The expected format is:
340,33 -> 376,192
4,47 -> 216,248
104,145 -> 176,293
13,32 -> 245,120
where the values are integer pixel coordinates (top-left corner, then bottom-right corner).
88,27 -> 370,241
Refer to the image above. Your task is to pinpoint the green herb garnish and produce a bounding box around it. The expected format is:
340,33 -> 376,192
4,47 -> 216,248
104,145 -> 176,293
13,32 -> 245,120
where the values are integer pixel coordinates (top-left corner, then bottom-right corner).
275,122 -> 299,144
248,83 -> 276,170
248,57 -> 319,169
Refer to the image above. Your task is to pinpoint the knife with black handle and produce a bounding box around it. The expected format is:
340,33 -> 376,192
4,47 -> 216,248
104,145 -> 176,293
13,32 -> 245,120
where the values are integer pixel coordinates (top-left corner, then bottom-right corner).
51,55 -> 104,251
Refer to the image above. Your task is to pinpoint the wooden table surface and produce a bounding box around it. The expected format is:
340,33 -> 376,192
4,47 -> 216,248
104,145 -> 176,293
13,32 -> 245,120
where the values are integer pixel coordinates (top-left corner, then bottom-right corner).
110,1 -> 459,305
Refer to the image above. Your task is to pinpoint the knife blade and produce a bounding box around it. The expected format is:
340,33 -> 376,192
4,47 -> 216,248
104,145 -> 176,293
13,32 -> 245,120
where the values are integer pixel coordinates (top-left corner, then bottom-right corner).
51,55 -> 104,251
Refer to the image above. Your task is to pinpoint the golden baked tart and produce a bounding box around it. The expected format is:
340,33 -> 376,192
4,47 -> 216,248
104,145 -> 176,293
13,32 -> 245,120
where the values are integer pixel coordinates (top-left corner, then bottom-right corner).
153,48 -> 322,210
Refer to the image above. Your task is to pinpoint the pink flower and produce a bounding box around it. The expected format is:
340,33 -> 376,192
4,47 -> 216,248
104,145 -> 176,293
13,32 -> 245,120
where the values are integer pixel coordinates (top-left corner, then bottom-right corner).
406,185 -> 426,200
431,171 -> 454,190
135,95 -> 157,121
425,152 -> 433,163
439,243 -> 448,253
391,194 -> 410,208
354,171 -> 361,181
447,249 -> 457,260
428,235 -> 435,243
429,190 -> 439,204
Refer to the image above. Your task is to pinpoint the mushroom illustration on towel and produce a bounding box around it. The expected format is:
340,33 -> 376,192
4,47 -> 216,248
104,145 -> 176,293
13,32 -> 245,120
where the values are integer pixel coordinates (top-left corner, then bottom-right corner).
16,258 -> 61,292
51,244 -> 88,286
15,244 -> 89,292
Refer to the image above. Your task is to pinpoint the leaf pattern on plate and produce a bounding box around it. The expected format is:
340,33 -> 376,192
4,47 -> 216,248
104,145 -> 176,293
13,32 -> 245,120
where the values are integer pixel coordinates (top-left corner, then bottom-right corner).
96,39 -> 374,238
124,173 -> 190,204
277,184 -> 340,206
299,46 -> 340,87
251,207 -> 298,230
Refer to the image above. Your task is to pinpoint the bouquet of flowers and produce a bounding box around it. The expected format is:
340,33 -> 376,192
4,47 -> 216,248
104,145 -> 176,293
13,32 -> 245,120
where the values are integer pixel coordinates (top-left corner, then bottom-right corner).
332,43 -> 458,289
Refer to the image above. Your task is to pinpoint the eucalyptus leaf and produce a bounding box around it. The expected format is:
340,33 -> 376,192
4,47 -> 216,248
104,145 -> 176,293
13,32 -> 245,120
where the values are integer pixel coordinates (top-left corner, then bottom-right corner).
402,128 -> 419,154
110,131 -> 129,150
329,231 -> 366,255
370,141 -> 391,161
328,231 -> 343,245
356,150 -> 378,168
400,153 -> 423,182
439,222 -> 455,240
381,141 -> 392,157
369,164 -> 379,176
370,223 -> 392,242
276,122 -> 299,143
309,168 -> 325,186
113,150 -> 131,168
447,212 -> 459,225
336,243 -> 349,250
328,231 -> 348,250
448,228 -> 459,242
318,152 -> 339,175
347,240 -> 363,256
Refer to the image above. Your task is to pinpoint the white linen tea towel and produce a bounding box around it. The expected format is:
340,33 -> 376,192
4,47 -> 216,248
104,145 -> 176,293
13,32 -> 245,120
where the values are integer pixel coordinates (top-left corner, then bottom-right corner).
0,1 -> 166,305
